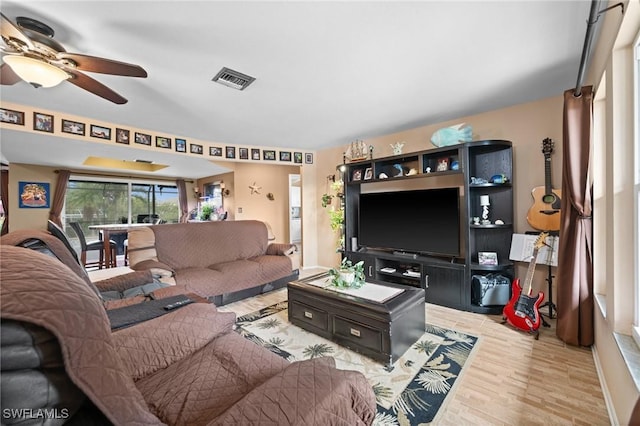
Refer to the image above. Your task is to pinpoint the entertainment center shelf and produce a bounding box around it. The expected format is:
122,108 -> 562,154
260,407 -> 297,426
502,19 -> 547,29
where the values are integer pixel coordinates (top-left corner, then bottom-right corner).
342,140 -> 514,314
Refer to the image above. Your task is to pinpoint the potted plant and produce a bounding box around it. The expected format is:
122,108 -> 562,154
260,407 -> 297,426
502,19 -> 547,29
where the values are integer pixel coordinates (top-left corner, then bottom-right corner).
321,193 -> 334,208
327,258 -> 365,289
200,204 -> 214,221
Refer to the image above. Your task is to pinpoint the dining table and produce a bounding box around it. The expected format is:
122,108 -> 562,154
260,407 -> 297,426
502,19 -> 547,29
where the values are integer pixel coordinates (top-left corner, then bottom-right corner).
88,223 -> 154,268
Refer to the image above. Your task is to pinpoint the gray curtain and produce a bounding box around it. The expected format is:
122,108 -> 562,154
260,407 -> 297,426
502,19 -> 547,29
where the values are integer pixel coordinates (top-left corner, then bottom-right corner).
49,170 -> 71,227
176,179 -> 189,223
556,86 -> 594,346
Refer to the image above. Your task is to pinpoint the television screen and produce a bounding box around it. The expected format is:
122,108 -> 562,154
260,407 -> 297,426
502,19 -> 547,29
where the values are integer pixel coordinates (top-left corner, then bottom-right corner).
358,187 -> 461,257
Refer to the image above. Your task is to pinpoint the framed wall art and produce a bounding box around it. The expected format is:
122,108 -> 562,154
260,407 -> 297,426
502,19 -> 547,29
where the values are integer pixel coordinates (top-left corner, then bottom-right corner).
263,150 -> 276,161
226,146 -> 236,159
90,124 -> 111,140
33,112 -> 53,133
156,136 -> 172,149
62,119 -> 85,136
135,132 -> 152,145
305,153 -> 313,164
176,138 -> 186,152
115,128 -> 130,144
239,148 -> 249,160
209,146 -> 222,156
19,182 -> 50,208
293,152 -> 303,164
251,148 -> 261,160
279,151 -> 291,162
1,108 -> 25,125
190,143 -> 203,154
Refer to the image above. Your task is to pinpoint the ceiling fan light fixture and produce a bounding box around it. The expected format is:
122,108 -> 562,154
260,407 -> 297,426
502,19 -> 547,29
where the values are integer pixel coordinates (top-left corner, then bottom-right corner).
3,55 -> 69,88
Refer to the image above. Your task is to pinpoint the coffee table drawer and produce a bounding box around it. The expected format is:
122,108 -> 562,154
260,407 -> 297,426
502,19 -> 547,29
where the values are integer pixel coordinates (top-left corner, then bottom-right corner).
290,301 -> 329,332
333,316 -> 382,352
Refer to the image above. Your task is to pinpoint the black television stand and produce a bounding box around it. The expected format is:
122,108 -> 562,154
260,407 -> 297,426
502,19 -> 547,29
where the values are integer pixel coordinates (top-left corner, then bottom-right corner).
392,251 -> 419,259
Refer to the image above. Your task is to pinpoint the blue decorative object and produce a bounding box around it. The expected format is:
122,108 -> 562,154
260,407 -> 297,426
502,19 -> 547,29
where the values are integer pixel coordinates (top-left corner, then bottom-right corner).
451,160 -> 460,170
393,164 -> 404,177
431,123 -> 473,147
489,174 -> 509,184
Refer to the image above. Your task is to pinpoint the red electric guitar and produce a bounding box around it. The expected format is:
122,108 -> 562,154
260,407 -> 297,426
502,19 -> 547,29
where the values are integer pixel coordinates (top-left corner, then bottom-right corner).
502,233 -> 547,339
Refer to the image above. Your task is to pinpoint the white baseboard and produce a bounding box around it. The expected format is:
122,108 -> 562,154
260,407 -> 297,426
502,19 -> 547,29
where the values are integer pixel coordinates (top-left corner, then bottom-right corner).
592,343 -> 619,426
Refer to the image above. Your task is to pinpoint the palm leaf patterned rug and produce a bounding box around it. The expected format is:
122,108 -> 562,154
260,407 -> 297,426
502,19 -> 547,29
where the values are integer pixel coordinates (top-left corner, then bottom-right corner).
235,301 -> 479,425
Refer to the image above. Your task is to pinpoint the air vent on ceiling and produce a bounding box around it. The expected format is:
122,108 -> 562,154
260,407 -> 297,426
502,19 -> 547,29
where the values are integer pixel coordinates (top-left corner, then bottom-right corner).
134,159 -> 153,163
212,67 -> 256,91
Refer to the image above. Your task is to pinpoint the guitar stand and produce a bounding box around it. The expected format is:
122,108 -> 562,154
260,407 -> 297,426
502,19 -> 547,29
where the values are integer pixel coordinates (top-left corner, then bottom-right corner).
539,262 -> 556,327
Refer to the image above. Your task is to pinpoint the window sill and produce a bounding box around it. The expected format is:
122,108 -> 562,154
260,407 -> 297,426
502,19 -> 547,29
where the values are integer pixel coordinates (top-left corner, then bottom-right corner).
614,332 -> 640,393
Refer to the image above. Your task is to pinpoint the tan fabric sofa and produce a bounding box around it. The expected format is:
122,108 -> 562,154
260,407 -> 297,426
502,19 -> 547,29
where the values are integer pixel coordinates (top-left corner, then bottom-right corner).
0,245 -> 377,425
128,220 -> 300,305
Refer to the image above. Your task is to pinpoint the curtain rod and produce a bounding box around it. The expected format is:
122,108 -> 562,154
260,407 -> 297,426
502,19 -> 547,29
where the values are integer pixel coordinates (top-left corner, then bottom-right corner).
574,1 -> 624,97
54,169 -> 194,183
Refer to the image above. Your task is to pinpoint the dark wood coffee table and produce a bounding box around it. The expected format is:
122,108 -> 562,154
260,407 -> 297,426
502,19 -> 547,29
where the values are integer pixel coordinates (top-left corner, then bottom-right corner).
288,272 -> 425,368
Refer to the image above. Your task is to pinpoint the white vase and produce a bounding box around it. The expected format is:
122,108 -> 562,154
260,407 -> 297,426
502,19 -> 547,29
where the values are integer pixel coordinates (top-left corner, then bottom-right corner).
339,270 -> 355,284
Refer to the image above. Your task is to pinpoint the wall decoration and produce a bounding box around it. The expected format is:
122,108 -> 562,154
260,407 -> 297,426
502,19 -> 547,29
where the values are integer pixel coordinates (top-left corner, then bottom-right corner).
1,108 -> 25,125
267,193 -> 275,201
226,146 -> 236,159
251,148 -> 260,160
239,148 -> 249,160
279,151 -> 291,162
249,182 -> 262,194
156,136 -> 172,149
176,138 -> 186,152
19,182 -> 49,208
135,132 -> 152,145
305,153 -> 313,164
90,124 -> 111,140
190,143 -> 203,154
294,152 -> 303,164
62,119 -> 85,136
478,251 -> 498,266
263,150 -> 276,161
33,112 -> 53,133
364,167 -> 373,180
352,169 -> 362,181
209,147 -> 222,156
115,128 -> 130,144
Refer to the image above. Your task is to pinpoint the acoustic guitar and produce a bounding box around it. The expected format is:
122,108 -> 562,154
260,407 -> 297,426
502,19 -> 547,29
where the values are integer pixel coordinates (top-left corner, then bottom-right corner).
527,138 -> 562,231
502,233 -> 546,339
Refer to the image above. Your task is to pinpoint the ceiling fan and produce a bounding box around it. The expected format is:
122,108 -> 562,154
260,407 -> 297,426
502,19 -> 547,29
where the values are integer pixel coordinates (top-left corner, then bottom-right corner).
0,13 -> 147,104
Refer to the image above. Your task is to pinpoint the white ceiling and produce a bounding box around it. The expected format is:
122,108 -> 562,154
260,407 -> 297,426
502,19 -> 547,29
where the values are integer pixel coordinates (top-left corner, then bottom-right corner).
0,1 -> 592,178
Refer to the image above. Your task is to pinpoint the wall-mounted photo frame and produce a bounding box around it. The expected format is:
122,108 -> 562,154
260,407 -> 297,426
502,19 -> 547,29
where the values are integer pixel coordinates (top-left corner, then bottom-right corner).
279,151 -> 291,162
90,125 -> 111,140
135,132 -> 151,145
294,152 -> 303,164
33,112 -> 53,133
115,128 -> 130,144
1,108 -> 25,125
209,146 -> 222,156
226,146 -> 236,159
156,136 -> 172,149
478,251 -> 498,266
305,153 -> 313,164
18,181 -> 50,208
263,150 -> 276,161
239,148 -> 249,160
352,169 -> 362,181
175,138 -> 186,152
61,119 -> 85,136
364,167 -> 373,180
251,148 -> 261,160
190,143 -> 203,154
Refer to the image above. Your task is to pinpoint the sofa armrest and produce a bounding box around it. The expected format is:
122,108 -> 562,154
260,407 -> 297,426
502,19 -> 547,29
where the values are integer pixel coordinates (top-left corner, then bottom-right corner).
112,304 -> 235,380
210,357 -> 376,425
130,259 -> 175,278
93,270 -> 156,293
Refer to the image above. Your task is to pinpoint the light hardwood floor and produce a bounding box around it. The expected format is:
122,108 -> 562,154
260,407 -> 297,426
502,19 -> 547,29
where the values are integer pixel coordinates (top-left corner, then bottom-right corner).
218,269 -> 610,426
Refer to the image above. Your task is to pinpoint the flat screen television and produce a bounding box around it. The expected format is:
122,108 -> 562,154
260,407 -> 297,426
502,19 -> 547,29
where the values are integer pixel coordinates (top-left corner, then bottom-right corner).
358,187 -> 461,257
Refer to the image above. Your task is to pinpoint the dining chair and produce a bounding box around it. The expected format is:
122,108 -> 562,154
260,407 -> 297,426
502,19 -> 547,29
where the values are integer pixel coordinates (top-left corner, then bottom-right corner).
123,217 -> 163,265
69,222 -> 117,269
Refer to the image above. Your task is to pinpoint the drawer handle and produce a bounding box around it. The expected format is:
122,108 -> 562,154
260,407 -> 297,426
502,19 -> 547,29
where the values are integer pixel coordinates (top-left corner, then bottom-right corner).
304,311 -> 313,319
350,328 -> 361,337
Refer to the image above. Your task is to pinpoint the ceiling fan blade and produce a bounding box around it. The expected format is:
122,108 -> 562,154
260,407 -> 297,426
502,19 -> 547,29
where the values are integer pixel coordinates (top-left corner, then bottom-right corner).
66,69 -> 128,104
0,13 -> 35,50
0,62 -> 22,85
58,52 -> 147,78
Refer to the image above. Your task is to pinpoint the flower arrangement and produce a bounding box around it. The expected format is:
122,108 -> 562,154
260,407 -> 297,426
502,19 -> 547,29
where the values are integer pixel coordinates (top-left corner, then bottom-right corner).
327,258 -> 365,289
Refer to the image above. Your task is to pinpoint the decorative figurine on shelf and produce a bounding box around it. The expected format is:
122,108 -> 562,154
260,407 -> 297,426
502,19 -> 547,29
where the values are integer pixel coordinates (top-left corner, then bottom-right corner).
480,195 -> 491,224
489,174 -> 510,184
393,164 -> 404,177
406,168 -> 417,176
390,142 -> 404,155
378,172 -> 389,179
346,140 -> 368,161
369,144 -> 374,160
431,123 -> 473,147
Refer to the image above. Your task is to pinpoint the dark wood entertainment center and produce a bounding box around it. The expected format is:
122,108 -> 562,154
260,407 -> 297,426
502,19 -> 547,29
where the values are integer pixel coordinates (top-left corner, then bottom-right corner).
341,140 -> 514,314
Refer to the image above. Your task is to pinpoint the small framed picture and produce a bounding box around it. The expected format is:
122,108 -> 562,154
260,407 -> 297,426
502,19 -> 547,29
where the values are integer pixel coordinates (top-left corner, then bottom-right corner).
279,151 -> 291,162
294,152 -> 303,164
478,252 -> 498,266
156,136 -> 172,149
135,132 -> 152,145
437,157 -> 450,172
19,182 -> 50,208
352,169 -> 362,181
115,128 -> 130,144
0,108 -> 25,125
90,124 -> 111,140
175,138 -> 186,152
239,148 -> 249,160
305,153 -> 313,164
209,146 -> 222,156
263,150 -> 276,161
251,148 -> 261,160
226,146 -> 236,159
33,112 -> 54,133
190,143 -> 203,154
364,167 -> 373,180
62,119 -> 85,136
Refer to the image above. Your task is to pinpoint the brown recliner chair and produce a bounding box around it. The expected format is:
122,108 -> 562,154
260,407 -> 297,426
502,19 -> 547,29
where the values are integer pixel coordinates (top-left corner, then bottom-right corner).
0,245 -> 377,425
